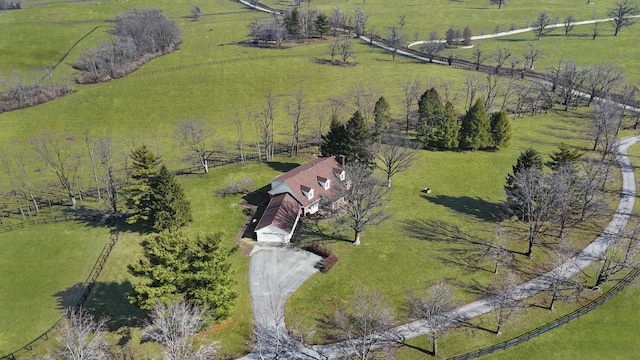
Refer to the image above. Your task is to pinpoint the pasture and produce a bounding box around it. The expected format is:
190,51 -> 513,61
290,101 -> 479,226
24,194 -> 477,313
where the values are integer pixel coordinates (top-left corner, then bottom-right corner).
0,0 -> 639,358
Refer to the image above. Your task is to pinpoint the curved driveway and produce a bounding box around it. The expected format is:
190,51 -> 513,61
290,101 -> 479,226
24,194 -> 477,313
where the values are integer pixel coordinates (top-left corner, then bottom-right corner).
240,136 -> 640,359
236,1 -> 640,357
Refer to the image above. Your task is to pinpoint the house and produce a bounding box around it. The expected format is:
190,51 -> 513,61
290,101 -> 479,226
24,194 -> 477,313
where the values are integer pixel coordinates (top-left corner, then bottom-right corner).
255,156 -> 347,243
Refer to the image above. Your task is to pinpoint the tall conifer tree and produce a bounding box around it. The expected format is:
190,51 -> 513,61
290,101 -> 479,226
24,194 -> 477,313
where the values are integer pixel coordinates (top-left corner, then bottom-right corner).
490,110 -> 512,149
459,98 -> 491,150
125,145 -> 162,225
151,165 -> 193,231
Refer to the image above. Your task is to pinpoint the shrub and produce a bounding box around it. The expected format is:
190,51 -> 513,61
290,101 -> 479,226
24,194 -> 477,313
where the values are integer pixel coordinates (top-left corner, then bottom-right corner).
303,242 -> 339,273
320,253 -> 338,273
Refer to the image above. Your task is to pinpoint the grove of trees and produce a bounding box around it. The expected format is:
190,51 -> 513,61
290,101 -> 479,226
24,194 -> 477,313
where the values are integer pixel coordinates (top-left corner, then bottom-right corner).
74,8 -> 182,83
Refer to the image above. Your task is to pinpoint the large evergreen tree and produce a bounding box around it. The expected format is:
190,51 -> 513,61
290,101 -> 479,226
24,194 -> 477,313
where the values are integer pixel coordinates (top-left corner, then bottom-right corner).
125,145 -> 162,225
490,110 -> 512,149
320,116 -> 347,157
439,101 -> 460,150
459,98 -> 491,150
372,96 -> 391,143
129,231 -> 238,321
546,143 -> 584,171
416,88 -> 445,148
344,110 -> 372,163
505,147 -> 543,190
314,12 -> 330,37
284,8 -> 300,38
150,165 -> 193,231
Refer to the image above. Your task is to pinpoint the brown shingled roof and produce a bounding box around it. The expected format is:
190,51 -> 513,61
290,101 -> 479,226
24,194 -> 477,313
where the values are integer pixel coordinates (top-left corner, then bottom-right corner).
255,193 -> 301,233
271,157 -> 345,207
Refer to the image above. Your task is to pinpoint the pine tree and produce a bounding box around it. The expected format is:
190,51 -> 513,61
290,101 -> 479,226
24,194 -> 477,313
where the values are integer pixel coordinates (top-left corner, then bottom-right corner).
344,110 -> 372,163
490,110 -> 512,149
440,101 -> 460,150
505,147 -> 543,190
284,8 -> 300,38
372,96 -> 391,143
129,231 -> 238,321
125,145 -> 162,225
416,88 -> 445,149
459,98 -> 491,150
320,115 -> 347,157
314,12 -> 330,37
546,143 -> 584,171
150,165 -> 193,231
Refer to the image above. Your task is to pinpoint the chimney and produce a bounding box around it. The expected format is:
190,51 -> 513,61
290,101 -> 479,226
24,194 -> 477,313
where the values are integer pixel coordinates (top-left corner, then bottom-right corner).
336,155 -> 346,166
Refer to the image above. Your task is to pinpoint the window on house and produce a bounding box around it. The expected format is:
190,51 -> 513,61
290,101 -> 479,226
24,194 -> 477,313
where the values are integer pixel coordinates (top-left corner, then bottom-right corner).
307,188 -> 314,199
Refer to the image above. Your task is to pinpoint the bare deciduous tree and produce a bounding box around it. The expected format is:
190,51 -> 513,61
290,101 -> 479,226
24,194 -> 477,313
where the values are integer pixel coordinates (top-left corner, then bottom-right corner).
143,301 -> 219,360
173,119 -> 216,174
190,5 -> 202,21
589,99 -> 623,157
563,14 -> 576,35
350,84 -> 378,124
489,0 -> 507,9
493,47 -> 512,73
234,113 -> 246,165
350,6 -> 368,37
420,31 -> 444,63
607,0 -> 640,36
32,132 -> 81,208
522,42 -> 542,70
48,307 -> 111,360
338,163 -> 390,245
472,45 -> 488,71
556,60 -> 588,111
583,64 -> 625,106
593,220 -> 640,287
375,135 -> 418,188
329,5 -> 347,36
543,249 -> 584,311
334,287 -> 398,359
532,12 -> 555,39
385,25 -> 407,61
339,38 -> 356,63
479,225 -> 514,274
488,272 -> 525,335
252,291 -> 318,359
464,73 -> 483,112
506,167 -> 558,257
94,137 -> 120,215
286,89 -> 307,156
407,281 -> 460,356
400,78 -> 423,134
261,93 -> 277,161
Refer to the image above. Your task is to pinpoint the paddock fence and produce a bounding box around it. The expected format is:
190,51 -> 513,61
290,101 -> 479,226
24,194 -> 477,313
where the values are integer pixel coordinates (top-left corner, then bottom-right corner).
0,226 -> 120,360
448,266 -> 640,360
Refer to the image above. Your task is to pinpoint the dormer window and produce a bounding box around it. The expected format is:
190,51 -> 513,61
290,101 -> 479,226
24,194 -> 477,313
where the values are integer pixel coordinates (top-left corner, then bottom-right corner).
318,176 -> 330,190
334,168 -> 346,181
301,185 -> 314,200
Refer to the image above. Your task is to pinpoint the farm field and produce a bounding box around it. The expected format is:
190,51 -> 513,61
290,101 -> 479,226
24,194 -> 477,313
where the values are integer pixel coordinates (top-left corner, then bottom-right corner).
1,0 -> 639,358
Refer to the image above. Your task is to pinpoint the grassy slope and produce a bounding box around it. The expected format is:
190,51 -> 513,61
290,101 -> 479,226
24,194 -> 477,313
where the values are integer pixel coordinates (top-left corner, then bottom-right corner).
0,222 -> 110,355
1,0 -> 639,357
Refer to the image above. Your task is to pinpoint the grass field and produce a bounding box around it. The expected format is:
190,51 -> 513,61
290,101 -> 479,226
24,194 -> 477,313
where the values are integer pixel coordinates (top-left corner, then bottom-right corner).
0,222 -> 111,355
1,0 -> 640,358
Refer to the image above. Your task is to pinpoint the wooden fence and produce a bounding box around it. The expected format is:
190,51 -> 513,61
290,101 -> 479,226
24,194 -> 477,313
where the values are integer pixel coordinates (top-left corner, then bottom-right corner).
0,227 -> 120,360
448,266 -> 640,360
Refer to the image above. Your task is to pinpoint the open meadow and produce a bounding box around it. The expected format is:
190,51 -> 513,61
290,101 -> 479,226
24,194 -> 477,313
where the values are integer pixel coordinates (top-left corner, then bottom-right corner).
1,0 -> 640,358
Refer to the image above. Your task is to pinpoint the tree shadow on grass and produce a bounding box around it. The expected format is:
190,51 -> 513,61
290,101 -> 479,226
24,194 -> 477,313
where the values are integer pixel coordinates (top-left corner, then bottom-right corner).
82,281 -> 147,331
399,218 -> 485,246
421,195 -> 506,223
266,161 -> 301,173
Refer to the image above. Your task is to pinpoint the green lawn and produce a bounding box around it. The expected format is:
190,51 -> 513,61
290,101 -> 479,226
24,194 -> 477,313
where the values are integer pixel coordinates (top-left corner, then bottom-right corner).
1,0 -> 639,357
0,222 -> 111,355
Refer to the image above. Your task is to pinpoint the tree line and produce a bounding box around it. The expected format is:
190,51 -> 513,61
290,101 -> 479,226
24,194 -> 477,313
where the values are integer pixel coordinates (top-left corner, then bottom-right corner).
73,8 -> 181,83
0,0 -> 20,10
